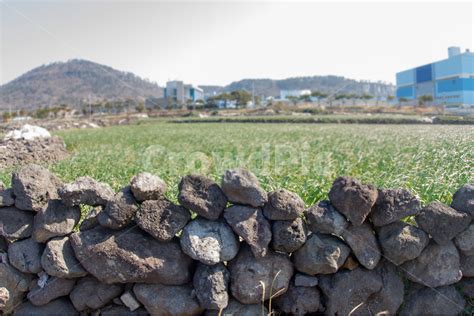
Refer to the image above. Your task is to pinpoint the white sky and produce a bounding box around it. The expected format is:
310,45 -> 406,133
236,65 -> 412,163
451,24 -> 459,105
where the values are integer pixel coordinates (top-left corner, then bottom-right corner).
1,0 -> 473,86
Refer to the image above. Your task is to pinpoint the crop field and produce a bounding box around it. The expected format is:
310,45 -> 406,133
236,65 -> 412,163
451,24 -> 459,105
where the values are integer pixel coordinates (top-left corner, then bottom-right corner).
1,120 -> 473,206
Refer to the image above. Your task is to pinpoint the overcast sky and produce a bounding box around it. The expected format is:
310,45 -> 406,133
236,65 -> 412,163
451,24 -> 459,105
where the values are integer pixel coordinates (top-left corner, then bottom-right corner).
1,0 -> 472,86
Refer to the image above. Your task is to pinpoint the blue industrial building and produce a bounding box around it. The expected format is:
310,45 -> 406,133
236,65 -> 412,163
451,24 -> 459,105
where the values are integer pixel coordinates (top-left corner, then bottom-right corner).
396,47 -> 474,111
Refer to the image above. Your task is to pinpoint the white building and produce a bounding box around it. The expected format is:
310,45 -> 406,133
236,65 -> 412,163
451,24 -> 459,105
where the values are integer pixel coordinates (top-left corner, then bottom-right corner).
280,89 -> 312,100
164,81 -> 204,106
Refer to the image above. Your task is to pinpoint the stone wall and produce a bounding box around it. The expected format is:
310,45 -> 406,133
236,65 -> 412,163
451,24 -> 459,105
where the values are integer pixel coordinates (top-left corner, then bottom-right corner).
0,164 -> 473,315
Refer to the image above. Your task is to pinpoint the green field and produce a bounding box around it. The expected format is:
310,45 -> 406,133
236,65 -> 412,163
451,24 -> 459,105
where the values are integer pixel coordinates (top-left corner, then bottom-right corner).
1,120 -> 473,206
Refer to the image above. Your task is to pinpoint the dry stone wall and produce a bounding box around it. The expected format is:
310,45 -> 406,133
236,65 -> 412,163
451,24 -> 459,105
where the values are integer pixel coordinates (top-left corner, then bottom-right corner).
0,164 -> 473,315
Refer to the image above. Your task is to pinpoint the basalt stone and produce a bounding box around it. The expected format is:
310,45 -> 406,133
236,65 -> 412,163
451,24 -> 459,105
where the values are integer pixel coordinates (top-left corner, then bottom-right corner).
130,172 -> 167,202
399,286 -> 466,316
271,217 -> 307,253
460,253 -> 474,277
416,201 -> 470,245
193,262 -> 230,310
33,199 -> 80,243
273,284 -> 321,316
304,200 -> 348,236
41,237 -> 88,278
135,199 -> 190,241
27,277 -> 76,306
14,298 -> 78,316
12,164 -> 61,212
263,189 -> 305,220
221,168 -> 267,207
328,176 -> 378,226
98,186 -> 138,229
204,299 -> 267,316
342,222 -> 381,269
454,223 -> 474,255
370,188 -> 421,226
180,218 -> 239,265
79,206 -> 102,231
0,207 -> 34,241
178,174 -> 228,220
294,273 -> 318,287
0,188 -> 14,207
100,305 -> 148,316
58,177 -> 114,207
377,221 -> 429,265
293,233 -> 350,275
228,246 -> 293,304
134,283 -> 203,315
402,240 -> 462,287
224,205 -> 271,258
69,276 -> 123,311
458,278 -> 474,298
319,267 -> 383,315
8,237 -> 44,274
451,183 -> 474,218
70,225 -> 193,284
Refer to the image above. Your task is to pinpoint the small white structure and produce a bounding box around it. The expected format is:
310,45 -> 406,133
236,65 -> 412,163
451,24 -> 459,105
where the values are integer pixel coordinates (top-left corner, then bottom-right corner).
4,124 -> 51,141
280,89 -> 312,100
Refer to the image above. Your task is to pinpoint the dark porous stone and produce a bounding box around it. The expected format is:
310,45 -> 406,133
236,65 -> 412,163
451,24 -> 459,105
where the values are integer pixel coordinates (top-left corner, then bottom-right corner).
451,183 -> 474,218
454,223 -> 474,256
98,186 -> 138,230
293,233 -> 350,275
135,199 -> 190,241
370,188 -> 421,226
460,253 -> 474,277
41,236 -> 88,278
193,262 -> 229,310
8,237 -> 44,274
12,164 -> 61,212
221,168 -> 267,207
416,201 -> 470,245
0,207 -> 34,241
273,283 -> 321,316
294,273 -> 318,287
134,283 -> 203,315
401,240 -> 462,287
263,189 -> 305,220
33,199 -> 80,243
304,200 -> 348,236
271,217 -> 307,253
130,172 -> 167,202
100,305 -> 149,316
70,225 -> 193,284
58,176 -> 114,207
224,205 -> 271,258
377,221 -> 429,265
0,188 -> 15,207
27,277 -> 75,306
204,299 -> 267,316
178,174 -> 228,220
14,298 -> 78,316
228,246 -> 293,304
328,176 -> 378,226
69,276 -> 123,311
342,221 -> 381,269
399,286 -> 465,316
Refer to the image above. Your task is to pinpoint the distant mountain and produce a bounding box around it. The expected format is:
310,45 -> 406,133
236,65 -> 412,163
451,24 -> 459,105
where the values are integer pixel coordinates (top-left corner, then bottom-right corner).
0,59 -> 163,110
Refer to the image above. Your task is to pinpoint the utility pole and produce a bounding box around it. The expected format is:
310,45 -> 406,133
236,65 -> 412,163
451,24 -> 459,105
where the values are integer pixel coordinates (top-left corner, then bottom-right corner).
89,93 -> 92,119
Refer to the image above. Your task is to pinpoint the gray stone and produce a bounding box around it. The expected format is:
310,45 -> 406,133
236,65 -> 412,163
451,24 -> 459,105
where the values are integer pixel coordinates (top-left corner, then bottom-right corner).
228,246 -> 293,304
294,273 -> 318,287
130,172 -> 167,202
293,233 -> 350,275
263,189 -> 305,220
273,284 -> 321,316
416,201 -> 470,245
27,276 -> 75,306
461,253 -> 474,277
221,168 -> 267,207
70,225 -> 193,284
271,217 -> 307,253
193,262 -> 229,310
451,183 -> 474,218
319,267 -> 383,315
41,236 -> 88,278
377,221 -> 429,265
69,276 -> 123,311
14,298 -> 78,316
135,199 -> 190,241
58,176 -> 114,207
0,207 -> 34,241
304,200 -> 348,236
98,186 -> 138,229
0,188 -> 15,207
120,290 -> 141,311
454,223 -> 474,255
8,237 -> 44,274
178,174 -> 228,220
12,164 -> 61,212
328,176 -> 378,226
402,240 -> 462,287
204,299 -> 267,316
33,199 -> 80,243
180,218 -> 239,265
79,206 -> 102,231
342,221 -> 381,269
134,283 -> 203,315
370,188 -> 421,226
224,205 -> 271,258
458,278 -> 474,298
399,286 -> 466,316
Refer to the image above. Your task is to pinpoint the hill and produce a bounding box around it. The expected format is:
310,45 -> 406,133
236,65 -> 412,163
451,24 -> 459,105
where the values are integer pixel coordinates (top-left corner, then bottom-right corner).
0,59 -> 163,111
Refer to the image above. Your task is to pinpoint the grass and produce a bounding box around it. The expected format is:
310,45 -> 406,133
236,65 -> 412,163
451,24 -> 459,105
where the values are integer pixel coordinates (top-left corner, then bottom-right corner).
1,120 -> 473,206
